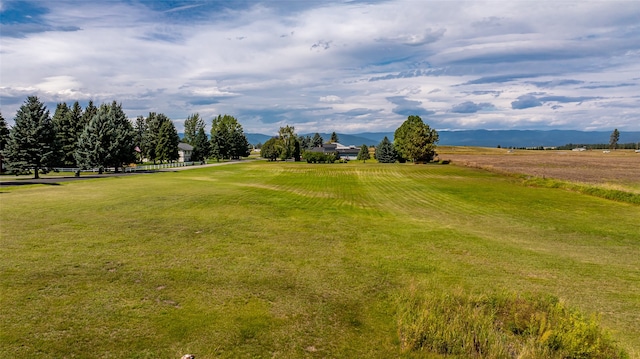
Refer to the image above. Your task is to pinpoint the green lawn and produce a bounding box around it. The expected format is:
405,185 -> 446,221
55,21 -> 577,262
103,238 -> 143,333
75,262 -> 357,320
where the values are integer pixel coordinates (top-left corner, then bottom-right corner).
1,162 -> 638,358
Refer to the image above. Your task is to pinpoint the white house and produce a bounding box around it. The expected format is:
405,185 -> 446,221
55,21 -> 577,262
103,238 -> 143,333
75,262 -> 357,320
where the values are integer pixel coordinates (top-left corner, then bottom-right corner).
178,143 -> 194,162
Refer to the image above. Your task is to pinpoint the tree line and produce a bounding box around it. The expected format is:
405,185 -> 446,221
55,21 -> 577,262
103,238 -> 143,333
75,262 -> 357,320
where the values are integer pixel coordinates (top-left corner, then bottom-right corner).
0,96 -> 251,178
260,115 -> 439,164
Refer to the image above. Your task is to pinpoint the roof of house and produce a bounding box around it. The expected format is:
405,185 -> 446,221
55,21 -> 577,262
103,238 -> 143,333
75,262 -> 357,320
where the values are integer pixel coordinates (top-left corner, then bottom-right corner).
178,143 -> 194,151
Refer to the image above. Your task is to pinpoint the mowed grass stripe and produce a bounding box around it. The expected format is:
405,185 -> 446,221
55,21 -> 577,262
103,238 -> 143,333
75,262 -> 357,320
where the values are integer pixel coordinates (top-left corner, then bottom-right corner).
1,161 -> 639,357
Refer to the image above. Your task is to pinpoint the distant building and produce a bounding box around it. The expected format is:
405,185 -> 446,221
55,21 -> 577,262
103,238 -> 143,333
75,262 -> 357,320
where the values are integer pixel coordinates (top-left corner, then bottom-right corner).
572,147 -> 587,152
178,143 -> 194,162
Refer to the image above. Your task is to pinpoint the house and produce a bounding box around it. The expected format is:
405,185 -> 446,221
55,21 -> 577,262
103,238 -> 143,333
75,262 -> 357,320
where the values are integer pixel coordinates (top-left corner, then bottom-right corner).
178,143 -> 194,162
309,142 -> 360,160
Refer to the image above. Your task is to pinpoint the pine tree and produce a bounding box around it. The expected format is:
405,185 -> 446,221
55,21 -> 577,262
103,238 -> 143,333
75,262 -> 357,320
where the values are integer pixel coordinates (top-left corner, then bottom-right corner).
357,144 -> 370,163
155,119 -> 179,163
375,136 -> 396,163
133,116 -> 147,163
142,112 -> 165,164
75,102 -> 135,173
4,96 -> 57,178
312,132 -> 324,147
610,129 -> 620,150
52,102 -> 77,167
81,100 -> 97,129
106,101 -> 135,170
330,131 -> 339,143
191,127 -> 211,161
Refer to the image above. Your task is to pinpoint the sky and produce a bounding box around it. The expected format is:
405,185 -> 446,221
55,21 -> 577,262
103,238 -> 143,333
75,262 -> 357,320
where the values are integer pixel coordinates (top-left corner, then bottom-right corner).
1,0 -> 639,135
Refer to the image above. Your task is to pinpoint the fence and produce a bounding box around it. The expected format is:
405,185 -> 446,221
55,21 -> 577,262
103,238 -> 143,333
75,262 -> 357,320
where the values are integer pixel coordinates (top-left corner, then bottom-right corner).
51,161 -> 204,174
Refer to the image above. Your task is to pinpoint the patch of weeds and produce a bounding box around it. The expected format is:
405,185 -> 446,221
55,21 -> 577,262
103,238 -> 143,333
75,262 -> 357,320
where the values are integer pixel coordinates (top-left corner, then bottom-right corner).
396,288 -> 628,358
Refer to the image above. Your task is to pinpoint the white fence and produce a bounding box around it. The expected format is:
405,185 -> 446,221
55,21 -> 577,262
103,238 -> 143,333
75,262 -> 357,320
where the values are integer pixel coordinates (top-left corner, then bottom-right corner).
52,161 -> 204,174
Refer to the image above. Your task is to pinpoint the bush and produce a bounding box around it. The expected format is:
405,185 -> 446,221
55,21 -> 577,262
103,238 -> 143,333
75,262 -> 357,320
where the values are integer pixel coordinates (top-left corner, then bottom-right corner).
396,289 -> 627,358
302,150 -> 336,163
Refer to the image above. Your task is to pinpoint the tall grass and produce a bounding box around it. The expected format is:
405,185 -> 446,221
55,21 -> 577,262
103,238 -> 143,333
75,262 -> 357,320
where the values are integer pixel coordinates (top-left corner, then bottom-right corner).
397,288 -> 628,358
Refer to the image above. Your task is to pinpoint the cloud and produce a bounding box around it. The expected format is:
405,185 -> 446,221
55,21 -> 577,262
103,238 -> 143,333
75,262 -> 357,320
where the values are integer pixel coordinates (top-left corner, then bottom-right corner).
511,95 -> 543,109
451,101 -> 496,113
538,96 -> 598,103
379,28 -> 446,46
319,95 -> 343,103
387,96 -> 435,117
528,79 -> 584,88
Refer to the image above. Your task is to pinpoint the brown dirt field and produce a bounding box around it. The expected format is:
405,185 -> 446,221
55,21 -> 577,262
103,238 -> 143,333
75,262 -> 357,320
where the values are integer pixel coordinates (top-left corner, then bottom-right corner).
439,148 -> 640,191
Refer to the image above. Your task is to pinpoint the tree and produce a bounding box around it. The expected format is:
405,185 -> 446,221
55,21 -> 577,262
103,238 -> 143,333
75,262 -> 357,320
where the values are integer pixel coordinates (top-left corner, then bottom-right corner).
183,113 -> 205,145
155,119 -> 179,163
210,114 -> 251,161
394,115 -> 439,163
278,125 -> 299,161
81,100 -> 97,130
610,129 -> 620,150
75,101 -> 135,173
260,137 -> 281,161
141,113 -> 173,164
312,132 -> 324,147
357,144 -> 370,163
52,102 -> 83,167
191,127 -> 211,162
330,131 -> 339,143
375,136 -> 396,163
0,112 -> 10,172
298,135 -> 312,150
133,116 -> 147,163
3,96 -> 57,178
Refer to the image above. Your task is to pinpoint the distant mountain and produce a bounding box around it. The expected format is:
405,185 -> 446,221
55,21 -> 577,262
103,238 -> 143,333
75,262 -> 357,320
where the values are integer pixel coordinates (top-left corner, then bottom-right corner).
247,130 -> 640,148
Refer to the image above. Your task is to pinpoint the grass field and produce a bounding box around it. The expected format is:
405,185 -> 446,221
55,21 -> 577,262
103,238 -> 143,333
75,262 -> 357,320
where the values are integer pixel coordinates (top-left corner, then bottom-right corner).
1,160 -> 639,358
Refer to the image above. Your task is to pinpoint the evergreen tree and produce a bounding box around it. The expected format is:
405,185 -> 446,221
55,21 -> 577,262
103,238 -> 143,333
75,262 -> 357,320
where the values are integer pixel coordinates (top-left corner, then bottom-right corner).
142,113 -> 171,164
394,115 -> 439,163
298,135 -> 312,150
75,102 -> 135,173
81,100 -> 97,129
312,132 -> 324,147
52,102 -> 77,167
69,101 -> 84,135
133,116 -> 147,163
375,136 -> 396,163
610,128 -> 620,150
106,101 -> 135,170
155,119 -> 179,163
0,112 -> 10,172
357,144 -> 370,163
191,127 -> 211,161
330,131 -> 339,143
4,96 -> 57,178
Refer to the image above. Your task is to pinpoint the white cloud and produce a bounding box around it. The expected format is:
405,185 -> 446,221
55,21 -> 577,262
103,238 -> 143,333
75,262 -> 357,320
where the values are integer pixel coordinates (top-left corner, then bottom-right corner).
319,95 -> 343,103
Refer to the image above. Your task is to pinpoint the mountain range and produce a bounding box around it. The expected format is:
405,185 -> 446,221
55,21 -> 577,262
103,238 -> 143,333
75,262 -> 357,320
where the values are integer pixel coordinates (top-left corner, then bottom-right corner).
246,130 -> 640,148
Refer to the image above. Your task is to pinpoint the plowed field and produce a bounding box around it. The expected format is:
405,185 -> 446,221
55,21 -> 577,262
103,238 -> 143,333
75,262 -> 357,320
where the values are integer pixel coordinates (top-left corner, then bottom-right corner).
441,148 -> 640,191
